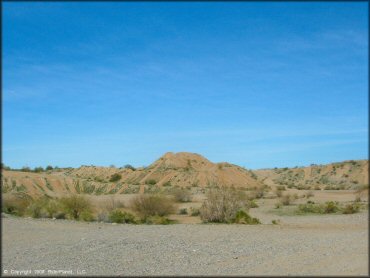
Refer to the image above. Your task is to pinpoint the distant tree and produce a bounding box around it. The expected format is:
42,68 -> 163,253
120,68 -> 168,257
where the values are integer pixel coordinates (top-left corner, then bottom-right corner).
109,173 -> 122,182
124,164 -> 136,171
46,165 -> 53,171
21,166 -> 31,172
34,167 -> 44,173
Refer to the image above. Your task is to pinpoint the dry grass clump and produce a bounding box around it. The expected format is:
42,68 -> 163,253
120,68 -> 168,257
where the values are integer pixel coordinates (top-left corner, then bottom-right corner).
130,194 -> 175,218
200,186 -> 259,224
171,188 -> 192,202
2,193 -> 33,216
281,194 -> 294,206
306,191 -> 315,198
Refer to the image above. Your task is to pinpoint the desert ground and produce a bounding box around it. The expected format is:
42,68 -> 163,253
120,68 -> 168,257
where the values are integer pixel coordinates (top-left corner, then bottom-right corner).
2,189 -> 368,276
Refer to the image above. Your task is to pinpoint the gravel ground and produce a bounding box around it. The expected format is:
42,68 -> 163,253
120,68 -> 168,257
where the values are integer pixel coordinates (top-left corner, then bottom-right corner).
2,212 -> 368,276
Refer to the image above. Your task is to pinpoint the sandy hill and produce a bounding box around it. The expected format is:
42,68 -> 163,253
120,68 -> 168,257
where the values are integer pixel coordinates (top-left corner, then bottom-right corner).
254,159 -> 368,190
2,152 -> 263,198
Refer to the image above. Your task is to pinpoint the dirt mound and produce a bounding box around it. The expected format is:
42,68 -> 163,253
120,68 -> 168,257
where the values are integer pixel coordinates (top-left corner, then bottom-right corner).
2,152 -> 262,197
254,160 -> 368,190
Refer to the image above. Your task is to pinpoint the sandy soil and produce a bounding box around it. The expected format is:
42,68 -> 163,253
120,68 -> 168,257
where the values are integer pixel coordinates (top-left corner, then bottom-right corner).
2,207 -> 368,276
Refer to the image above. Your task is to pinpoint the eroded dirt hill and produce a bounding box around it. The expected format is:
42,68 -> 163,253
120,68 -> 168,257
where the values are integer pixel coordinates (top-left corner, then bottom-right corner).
2,152 -> 263,197
254,160 -> 368,190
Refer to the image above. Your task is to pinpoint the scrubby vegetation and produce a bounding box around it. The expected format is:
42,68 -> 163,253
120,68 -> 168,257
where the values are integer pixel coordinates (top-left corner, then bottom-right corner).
199,186 -> 260,224
109,173 -> 122,182
171,188 -> 192,202
59,195 -> 93,220
109,209 -> 136,223
130,194 -> 175,219
296,201 -> 362,215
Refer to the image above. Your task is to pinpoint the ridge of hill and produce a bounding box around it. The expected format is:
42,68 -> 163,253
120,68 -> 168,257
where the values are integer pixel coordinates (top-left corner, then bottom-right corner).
254,159 -> 368,190
2,152 -> 263,197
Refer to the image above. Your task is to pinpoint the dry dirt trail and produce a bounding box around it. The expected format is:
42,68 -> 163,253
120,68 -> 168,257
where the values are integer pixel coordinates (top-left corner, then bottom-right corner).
2,211 -> 368,276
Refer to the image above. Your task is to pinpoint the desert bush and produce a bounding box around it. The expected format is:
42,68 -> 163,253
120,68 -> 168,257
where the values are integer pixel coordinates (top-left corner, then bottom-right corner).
276,185 -> 286,191
105,196 -> 125,211
247,199 -> 259,208
145,179 -> 157,185
255,188 -> 265,199
232,210 -> 260,224
130,194 -> 175,218
171,188 -> 192,202
80,210 -> 95,222
162,181 -> 172,187
124,164 -> 136,171
34,167 -> 44,173
280,194 -> 293,206
190,207 -> 200,216
275,189 -> 283,198
297,203 -> 323,214
109,173 -> 122,182
2,193 -> 32,216
342,203 -> 360,214
97,211 -> 109,222
323,201 -> 339,213
143,215 -> 174,225
272,219 -> 281,225
25,196 -> 55,218
306,191 -> 314,198
59,195 -> 93,220
297,201 -> 342,214
199,186 -> 249,223
275,202 -> 282,209
178,208 -> 188,215
109,209 -> 136,223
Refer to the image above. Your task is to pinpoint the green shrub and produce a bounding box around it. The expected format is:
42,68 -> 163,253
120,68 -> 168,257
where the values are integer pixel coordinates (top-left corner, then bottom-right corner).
178,208 -> 188,215
25,197 -> 59,218
109,173 -> 122,182
34,167 -> 44,173
248,199 -> 259,208
130,194 -> 175,218
232,210 -> 260,224
324,201 -> 339,213
297,203 -> 323,214
272,219 -> 280,225
59,195 -> 93,220
80,210 -> 95,222
276,185 -> 286,191
190,208 -> 200,216
163,181 -> 172,187
124,164 -> 136,171
145,179 -> 157,185
275,202 -> 282,209
109,209 -> 136,223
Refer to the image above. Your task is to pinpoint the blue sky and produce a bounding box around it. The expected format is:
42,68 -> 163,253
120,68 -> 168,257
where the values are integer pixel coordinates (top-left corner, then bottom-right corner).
3,2 -> 368,169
